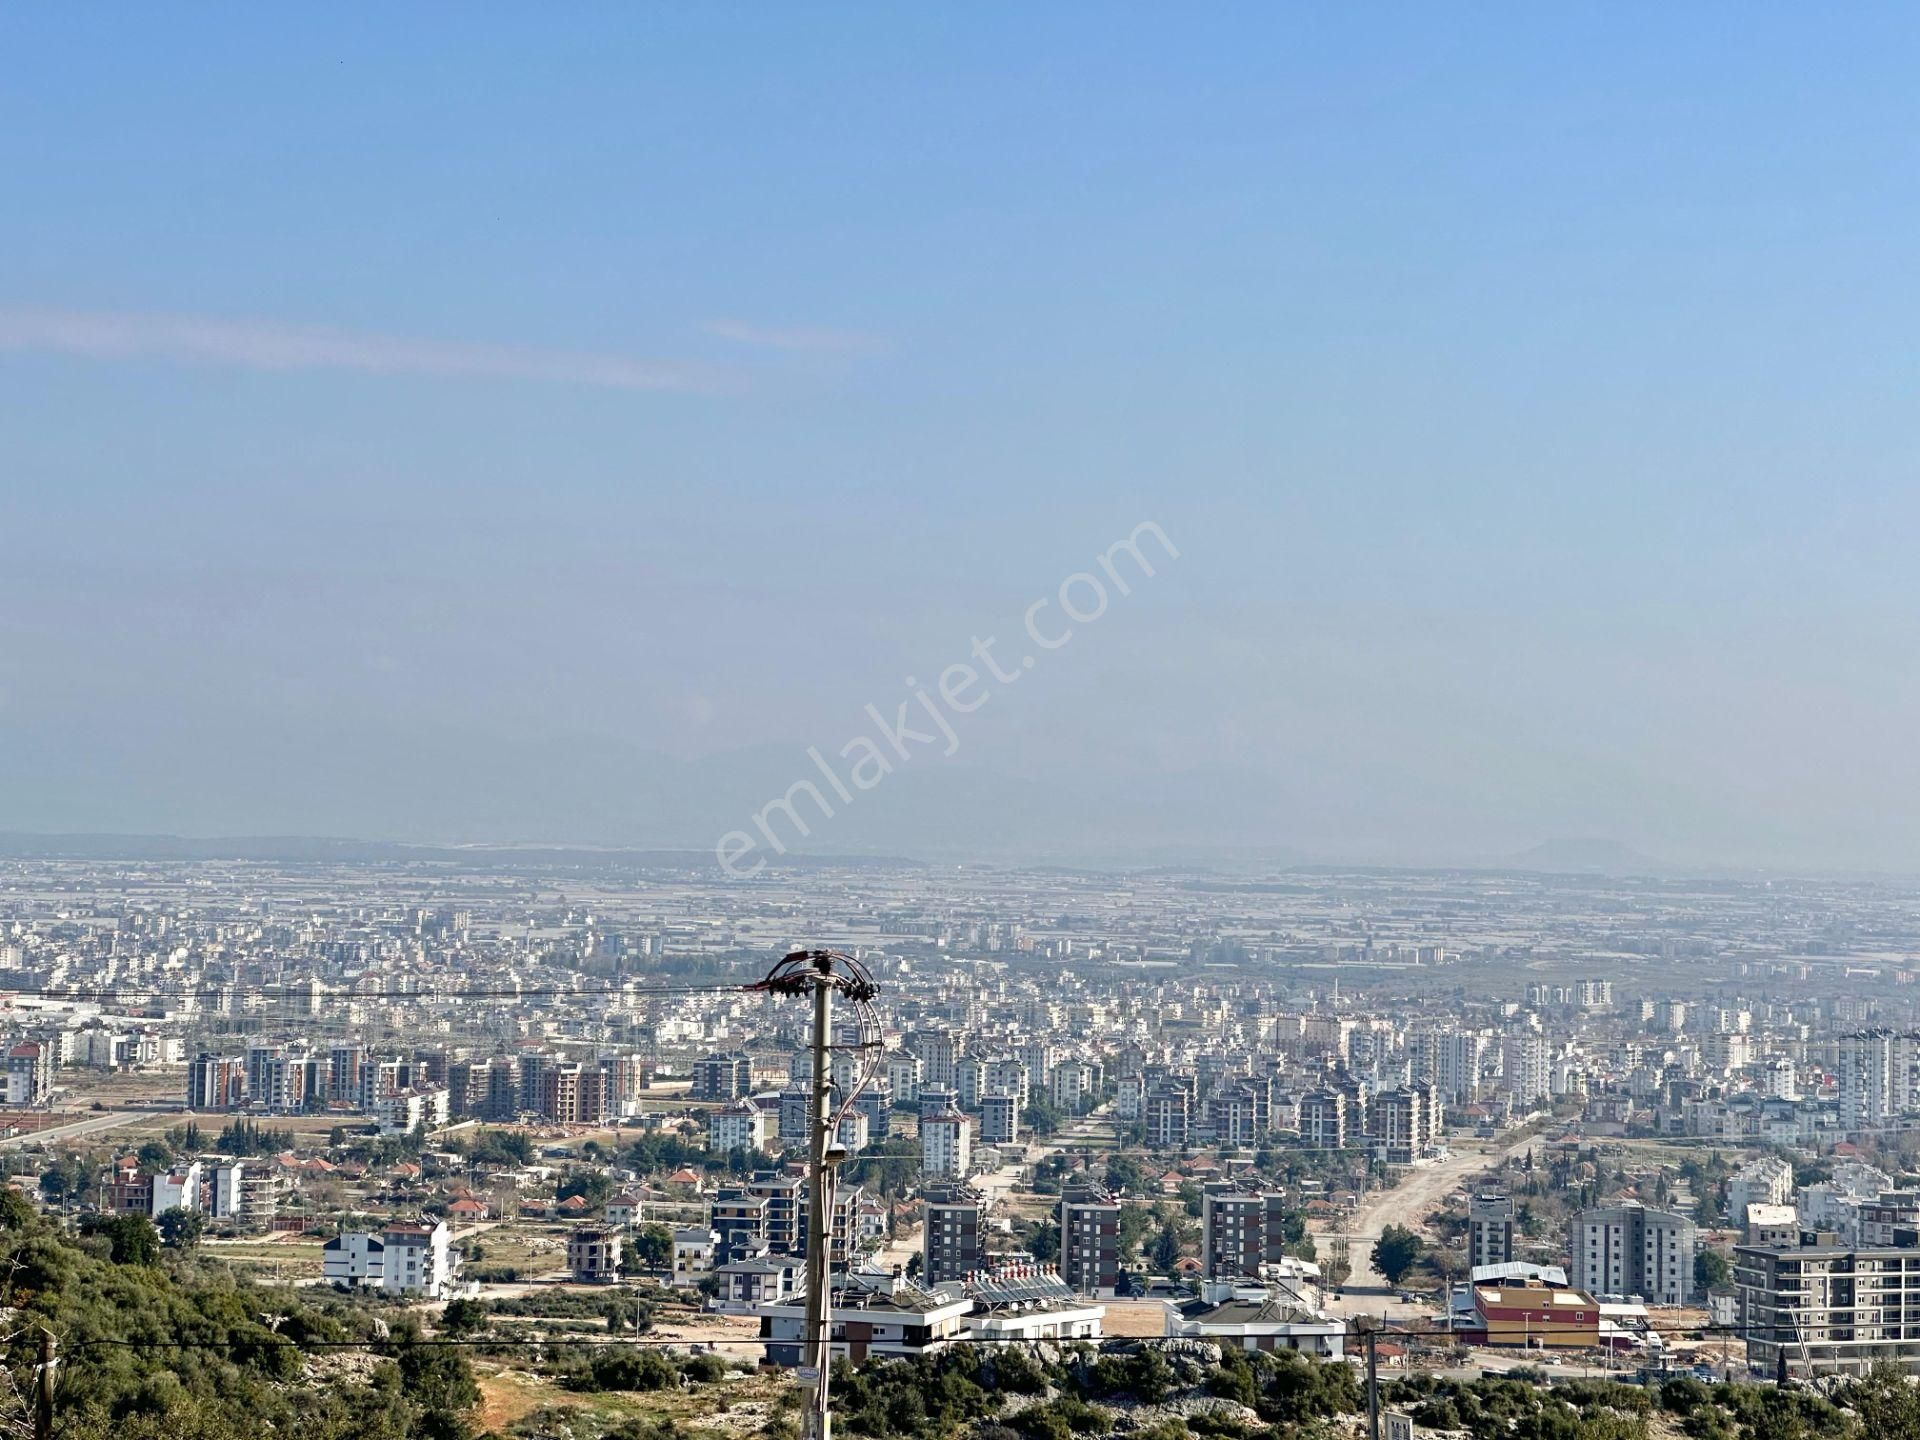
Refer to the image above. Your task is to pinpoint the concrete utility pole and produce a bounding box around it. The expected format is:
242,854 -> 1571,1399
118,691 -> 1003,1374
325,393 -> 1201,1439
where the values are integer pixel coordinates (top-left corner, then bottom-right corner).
802,957 -> 835,1440
751,949 -> 879,1440
1354,1315 -> 1380,1440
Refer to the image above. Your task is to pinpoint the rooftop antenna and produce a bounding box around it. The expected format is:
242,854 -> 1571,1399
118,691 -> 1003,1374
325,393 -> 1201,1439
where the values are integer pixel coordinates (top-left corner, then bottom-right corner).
749,949 -> 881,1440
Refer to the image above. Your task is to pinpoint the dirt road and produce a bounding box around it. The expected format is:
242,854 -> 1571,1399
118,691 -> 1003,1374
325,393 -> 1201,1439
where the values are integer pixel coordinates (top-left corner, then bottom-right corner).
1323,1129 -> 1541,1317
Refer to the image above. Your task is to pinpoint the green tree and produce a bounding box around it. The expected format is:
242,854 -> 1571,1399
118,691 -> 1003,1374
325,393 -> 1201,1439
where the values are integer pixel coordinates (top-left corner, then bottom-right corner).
39,1154 -> 91,1204
156,1206 -> 206,1249
632,1222 -> 674,1267
1150,1219 -> 1182,1273
85,1211 -> 160,1264
1374,1225 -> 1424,1285
395,1338 -> 482,1440
1843,1362 -> 1920,1437
1103,1155 -> 1146,1194
1023,1098 -> 1066,1137
466,1128 -> 534,1166
1694,1248 -> 1732,1292
557,1170 -> 614,1207
439,1297 -> 488,1336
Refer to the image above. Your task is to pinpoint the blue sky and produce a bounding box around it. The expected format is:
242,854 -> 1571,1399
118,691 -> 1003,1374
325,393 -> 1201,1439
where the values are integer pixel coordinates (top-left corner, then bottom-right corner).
4,6 -> 1920,867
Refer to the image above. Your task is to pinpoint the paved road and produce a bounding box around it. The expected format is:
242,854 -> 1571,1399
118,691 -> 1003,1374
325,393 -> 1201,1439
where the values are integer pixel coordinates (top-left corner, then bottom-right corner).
0,1110 -> 143,1149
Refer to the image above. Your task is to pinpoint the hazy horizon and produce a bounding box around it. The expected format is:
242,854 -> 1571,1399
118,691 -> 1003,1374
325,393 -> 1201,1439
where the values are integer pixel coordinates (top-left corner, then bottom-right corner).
8,9 -> 1920,872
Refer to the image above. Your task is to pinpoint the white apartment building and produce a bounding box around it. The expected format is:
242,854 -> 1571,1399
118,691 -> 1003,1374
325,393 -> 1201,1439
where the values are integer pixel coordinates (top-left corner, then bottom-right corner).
1764,1057 -> 1801,1101
921,1108 -> 971,1179
1728,1156 -> 1796,1224
835,1109 -> 870,1154
378,1220 -> 456,1297
377,1086 -> 450,1136
1049,1059 -> 1097,1114
885,1051 -> 922,1101
671,1228 -> 718,1287
708,1101 -> 770,1155
1837,1030 -> 1920,1133
1501,1031 -> 1551,1107
1574,1202 -> 1696,1306
151,1160 -> 203,1216
210,1160 -> 280,1224
1412,1029 -> 1487,1103
324,1220 -> 456,1298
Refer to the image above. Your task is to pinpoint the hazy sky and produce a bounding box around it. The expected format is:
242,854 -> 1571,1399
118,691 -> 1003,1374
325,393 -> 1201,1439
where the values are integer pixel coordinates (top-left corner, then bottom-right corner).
4,7 -> 1920,869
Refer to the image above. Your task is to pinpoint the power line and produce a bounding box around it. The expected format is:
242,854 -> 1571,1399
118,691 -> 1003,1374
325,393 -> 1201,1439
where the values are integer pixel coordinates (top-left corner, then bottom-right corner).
1,981 -> 755,1003
39,1319 -> 1835,1353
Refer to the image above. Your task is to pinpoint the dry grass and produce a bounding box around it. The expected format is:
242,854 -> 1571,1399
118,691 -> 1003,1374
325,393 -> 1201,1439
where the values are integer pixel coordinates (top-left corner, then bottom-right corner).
1101,1300 -> 1170,1337
474,1360 -> 789,1438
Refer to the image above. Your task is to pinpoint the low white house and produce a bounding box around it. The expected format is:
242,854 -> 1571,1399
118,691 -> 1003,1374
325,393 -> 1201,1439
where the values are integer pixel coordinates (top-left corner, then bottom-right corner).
713,1254 -> 804,1313
1165,1278 -> 1347,1358
757,1272 -> 971,1365
673,1228 -> 719,1287
958,1271 -> 1103,1343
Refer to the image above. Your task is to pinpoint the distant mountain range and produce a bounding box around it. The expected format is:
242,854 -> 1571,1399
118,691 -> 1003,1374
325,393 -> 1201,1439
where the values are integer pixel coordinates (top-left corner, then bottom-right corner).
0,832 -> 915,869
1500,837 -> 1674,875
0,826 -> 1688,878
0,716 -> 1739,875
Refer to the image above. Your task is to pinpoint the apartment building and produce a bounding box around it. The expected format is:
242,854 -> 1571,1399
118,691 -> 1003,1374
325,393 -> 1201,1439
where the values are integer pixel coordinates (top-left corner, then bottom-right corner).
692,1051 -> 754,1102
1573,1201 -> 1696,1306
980,1091 -> 1020,1146
568,1224 -> 624,1283
1200,1185 -> 1295,1281
778,1086 -> 812,1149
923,1185 -> 987,1286
1468,1194 -> 1515,1271
1206,1085 -> 1262,1148
1367,1084 -> 1439,1165
1836,1030 -> 1920,1133
1735,1241 -> 1920,1377
708,1100 -> 770,1155
1501,1032 -> 1551,1108
186,1052 -> 245,1111
325,1219 -> 456,1298
1728,1156 -> 1796,1224
1059,1183 -> 1122,1298
1143,1083 -> 1191,1149
1298,1088 -> 1347,1150
211,1160 -> 282,1226
921,1107 -> 972,1180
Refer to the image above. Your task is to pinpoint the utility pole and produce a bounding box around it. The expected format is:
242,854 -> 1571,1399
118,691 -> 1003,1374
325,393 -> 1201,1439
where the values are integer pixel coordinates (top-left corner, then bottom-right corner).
753,949 -> 880,1440
802,955 -> 837,1440
33,1329 -> 55,1440
1354,1316 -> 1380,1440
